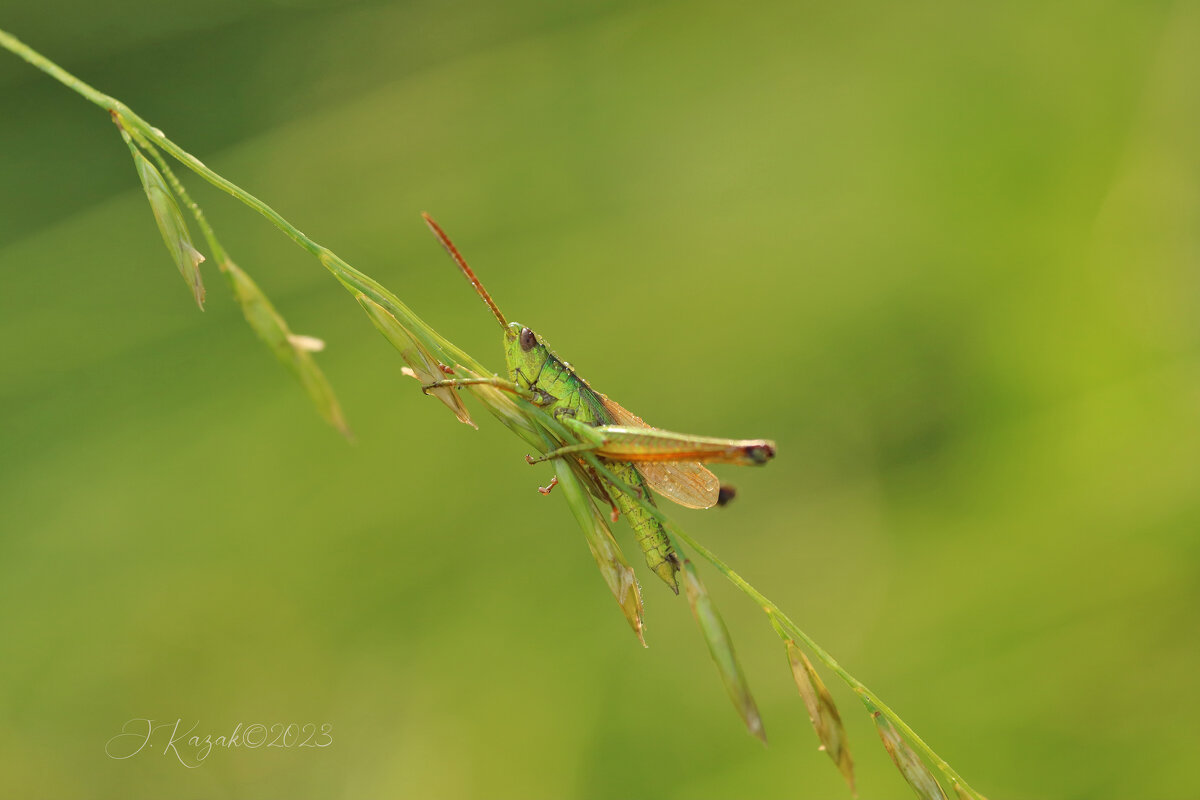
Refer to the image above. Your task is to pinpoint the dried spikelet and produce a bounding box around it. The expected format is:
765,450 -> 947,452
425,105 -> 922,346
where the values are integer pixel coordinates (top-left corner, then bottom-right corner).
555,460 -> 645,644
786,640 -> 855,794
872,709 -> 947,800
454,365 -> 539,439
682,561 -> 766,743
287,334 -> 326,352
356,293 -> 476,429
225,261 -> 350,438
129,146 -> 205,308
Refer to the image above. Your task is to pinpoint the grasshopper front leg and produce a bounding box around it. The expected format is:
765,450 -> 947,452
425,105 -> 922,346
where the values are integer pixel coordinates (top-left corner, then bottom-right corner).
421,375 -> 521,395
421,375 -> 566,409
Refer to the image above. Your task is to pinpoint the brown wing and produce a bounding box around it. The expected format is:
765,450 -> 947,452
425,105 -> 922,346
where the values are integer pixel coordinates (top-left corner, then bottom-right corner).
600,396 -> 720,509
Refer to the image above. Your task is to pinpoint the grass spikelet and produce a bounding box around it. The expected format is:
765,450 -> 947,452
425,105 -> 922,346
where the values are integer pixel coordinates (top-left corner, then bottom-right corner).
225,261 -> 351,438
682,560 -> 766,743
554,459 -> 645,645
455,365 -> 540,440
871,707 -> 947,800
125,138 -> 206,309
356,293 -> 476,429
786,639 -> 855,794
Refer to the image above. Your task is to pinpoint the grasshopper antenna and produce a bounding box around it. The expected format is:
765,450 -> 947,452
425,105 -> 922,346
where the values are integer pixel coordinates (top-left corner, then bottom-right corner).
422,212 -> 508,330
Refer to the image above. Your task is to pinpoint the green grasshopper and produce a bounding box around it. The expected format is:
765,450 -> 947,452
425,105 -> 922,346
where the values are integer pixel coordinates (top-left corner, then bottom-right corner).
421,214 -> 775,592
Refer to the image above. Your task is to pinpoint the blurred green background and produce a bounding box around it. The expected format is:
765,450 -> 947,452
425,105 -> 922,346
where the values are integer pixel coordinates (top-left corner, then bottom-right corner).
1,1 -> 1197,798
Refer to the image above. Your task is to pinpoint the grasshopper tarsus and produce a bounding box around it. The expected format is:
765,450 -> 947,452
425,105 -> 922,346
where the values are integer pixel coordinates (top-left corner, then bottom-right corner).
537,476 -> 559,495
665,554 -> 682,595
533,389 -> 560,407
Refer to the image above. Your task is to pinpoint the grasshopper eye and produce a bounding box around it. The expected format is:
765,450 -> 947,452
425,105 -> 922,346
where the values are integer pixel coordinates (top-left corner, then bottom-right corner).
519,327 -> 538,352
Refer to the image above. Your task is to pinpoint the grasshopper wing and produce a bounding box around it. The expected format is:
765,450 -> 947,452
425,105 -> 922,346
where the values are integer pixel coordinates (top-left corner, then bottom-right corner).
600,396 -> 720,509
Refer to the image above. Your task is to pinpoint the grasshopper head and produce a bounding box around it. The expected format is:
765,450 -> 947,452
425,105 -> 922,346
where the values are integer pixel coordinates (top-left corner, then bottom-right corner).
503,322 -> 549,388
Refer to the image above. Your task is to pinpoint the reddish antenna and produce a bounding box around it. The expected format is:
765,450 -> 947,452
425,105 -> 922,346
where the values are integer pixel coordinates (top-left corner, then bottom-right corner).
422,212 -> 508,330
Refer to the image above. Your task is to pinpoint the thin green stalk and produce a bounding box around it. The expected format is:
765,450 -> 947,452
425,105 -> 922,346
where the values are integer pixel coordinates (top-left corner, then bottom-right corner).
0,30 -> 310,249
0,28 -> 118,110
0,27 -> 481,378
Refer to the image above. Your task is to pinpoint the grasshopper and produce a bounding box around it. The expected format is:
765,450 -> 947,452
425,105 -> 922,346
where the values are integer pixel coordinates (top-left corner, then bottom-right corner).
420,214 -> 775,592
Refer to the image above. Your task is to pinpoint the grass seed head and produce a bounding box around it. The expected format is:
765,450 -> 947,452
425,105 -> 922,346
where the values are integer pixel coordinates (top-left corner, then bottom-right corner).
786,639 -> 855,794
356,293 -> 476,429
130,147 -> 205,309
682,561 -> 766,744
226,261 -> 350,438
872,709 -> 948,800
554,461 -> 645,645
